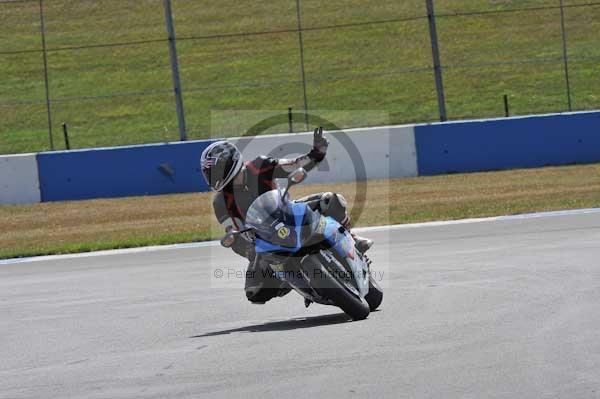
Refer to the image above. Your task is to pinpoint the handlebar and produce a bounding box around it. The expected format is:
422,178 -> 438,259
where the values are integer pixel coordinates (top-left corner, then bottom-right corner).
220,227 -> 254,248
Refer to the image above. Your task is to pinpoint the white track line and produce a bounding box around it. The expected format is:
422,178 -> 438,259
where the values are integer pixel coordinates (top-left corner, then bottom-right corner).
2,207 -> 599,265
354,207 -> 600,232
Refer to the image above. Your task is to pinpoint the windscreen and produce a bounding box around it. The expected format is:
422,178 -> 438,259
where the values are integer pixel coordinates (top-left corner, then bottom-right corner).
246,190 -> 318,248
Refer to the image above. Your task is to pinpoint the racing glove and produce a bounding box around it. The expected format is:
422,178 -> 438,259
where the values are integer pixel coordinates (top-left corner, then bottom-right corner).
230,233 -> 256,261
308,127 -> 329,163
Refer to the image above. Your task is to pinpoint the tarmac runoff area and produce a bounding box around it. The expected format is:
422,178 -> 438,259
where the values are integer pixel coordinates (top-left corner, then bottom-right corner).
1,208 -> 599,398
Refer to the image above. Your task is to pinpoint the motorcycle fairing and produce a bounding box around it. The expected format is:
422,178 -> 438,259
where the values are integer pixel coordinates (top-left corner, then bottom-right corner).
254,201 -> 308,253
247,189 -> 369,297
320,217 -> 369,297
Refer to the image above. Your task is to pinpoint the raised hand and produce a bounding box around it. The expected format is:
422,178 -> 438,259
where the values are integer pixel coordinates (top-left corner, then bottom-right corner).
310,127 -> 329,162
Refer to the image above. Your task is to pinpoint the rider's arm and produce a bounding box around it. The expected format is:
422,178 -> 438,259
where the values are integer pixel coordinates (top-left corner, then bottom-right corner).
212,192 -> 238,231
274,153 -> 318,177
213,193 -> 255,260
273,127 -> 329,178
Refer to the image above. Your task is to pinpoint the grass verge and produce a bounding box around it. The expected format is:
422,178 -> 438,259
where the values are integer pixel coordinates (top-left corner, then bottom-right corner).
1,163 -> 599,260
2,1 -> 599,154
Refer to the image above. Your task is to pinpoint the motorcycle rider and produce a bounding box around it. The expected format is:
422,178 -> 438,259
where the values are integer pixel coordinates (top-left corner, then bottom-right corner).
201,127 -> 373,304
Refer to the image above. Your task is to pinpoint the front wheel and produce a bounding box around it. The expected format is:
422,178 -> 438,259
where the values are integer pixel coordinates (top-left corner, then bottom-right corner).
365,272 -> 383,311
302,255 -> 370,321
326,278 -> 370,321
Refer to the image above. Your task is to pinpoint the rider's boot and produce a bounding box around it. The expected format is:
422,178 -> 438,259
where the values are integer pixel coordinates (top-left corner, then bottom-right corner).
245,258 -> 292,304
352,233 -> 373,253
341,219 -> 373,253
246,283 -> 291,304
319,192 -> 374,253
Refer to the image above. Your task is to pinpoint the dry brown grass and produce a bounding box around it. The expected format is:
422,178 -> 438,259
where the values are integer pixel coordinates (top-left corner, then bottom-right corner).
1,163 -> 600,259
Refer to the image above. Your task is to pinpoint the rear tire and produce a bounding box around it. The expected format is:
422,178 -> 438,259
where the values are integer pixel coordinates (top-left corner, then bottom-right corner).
365,273 -> 383,311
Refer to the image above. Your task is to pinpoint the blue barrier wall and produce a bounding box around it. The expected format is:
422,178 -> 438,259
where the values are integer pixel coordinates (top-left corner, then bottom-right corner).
37,140 -> 215,201
33,110 -> 600,202
414,111 -> 600,175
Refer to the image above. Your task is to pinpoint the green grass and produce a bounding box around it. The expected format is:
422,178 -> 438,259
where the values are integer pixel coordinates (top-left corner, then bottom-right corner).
0,231 -> 215,261
1,163 -> 599,260
1,0 -> 599,154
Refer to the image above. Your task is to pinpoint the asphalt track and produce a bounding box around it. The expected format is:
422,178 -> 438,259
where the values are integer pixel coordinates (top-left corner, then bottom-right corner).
1,210 -> 600,398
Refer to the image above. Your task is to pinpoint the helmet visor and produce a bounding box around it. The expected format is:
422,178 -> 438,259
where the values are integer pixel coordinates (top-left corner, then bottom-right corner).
200,141 -> 242,191
203,156 -> 236,190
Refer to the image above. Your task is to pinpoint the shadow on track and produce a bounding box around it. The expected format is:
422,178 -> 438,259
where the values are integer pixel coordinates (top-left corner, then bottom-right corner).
191,313 -> 352,338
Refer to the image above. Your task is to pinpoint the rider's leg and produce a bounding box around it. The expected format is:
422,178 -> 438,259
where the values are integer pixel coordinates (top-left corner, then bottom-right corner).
244,255 -> 291,304
295,192 -> 324,211
318,192 -> 373,253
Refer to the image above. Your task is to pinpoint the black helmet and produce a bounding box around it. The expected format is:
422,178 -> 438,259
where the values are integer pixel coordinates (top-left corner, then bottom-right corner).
200,141 -> 243,191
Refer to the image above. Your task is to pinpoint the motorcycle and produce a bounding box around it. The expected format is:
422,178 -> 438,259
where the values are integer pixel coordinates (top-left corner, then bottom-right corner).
221,168 -> 383,320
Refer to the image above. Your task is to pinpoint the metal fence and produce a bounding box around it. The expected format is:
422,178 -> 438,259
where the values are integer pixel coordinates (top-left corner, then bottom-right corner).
1,0 -> 599,154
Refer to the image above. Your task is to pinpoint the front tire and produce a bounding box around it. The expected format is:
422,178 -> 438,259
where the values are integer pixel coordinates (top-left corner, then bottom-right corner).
325,277 -> 370,321
365,273 -> 383,311
303,255 -> 370,321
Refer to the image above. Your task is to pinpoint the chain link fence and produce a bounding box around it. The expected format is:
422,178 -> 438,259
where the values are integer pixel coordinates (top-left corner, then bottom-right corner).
1,0 -> 599,154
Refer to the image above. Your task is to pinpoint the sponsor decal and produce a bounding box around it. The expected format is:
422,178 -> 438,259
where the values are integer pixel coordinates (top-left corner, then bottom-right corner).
277,226 -> 291,239
340,236 -> 356,260
270,263 -> 285,272
321,250 -> 336,264
316,216 -> 327,234
347,248 -> 356,260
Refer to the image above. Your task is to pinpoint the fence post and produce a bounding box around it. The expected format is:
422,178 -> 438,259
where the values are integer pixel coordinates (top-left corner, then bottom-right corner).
295,0 -> 310,131
62,122 -> 70,150
38,0 -> 54,150
559,0 -> 573,111
163,0 -> 187,141
503,94 -> 510,117
425,0 -> 447,122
